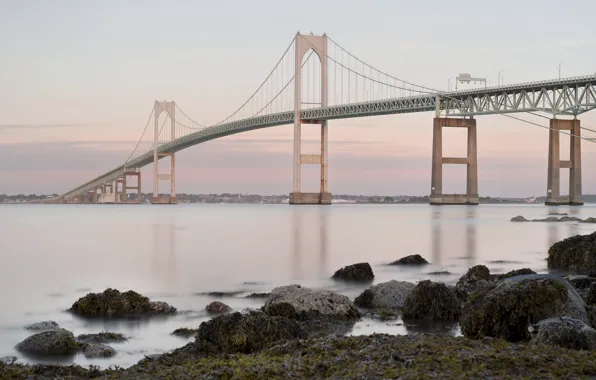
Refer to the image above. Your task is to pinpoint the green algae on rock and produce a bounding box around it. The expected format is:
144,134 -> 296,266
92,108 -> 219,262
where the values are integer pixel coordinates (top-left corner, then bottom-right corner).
402,280 -> 460,322
15,329 -> 80,357
460,278 -> 568,341
76,332 -> 128,344
68,288 -> 176,318
548,231 -> 596,274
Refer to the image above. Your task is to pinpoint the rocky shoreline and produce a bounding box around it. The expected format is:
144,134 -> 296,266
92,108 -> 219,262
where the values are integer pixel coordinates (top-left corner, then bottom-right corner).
5,234 -> 596,378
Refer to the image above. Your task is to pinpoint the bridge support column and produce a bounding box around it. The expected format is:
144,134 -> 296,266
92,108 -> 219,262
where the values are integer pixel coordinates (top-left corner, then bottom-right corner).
115,178 -> 124,204
92,188 -> 98,204
124,171 -> 142,204
430,117 -> 478,205
546,118 -> 583,205
152,101 -> 177,204
289,32 -> 331,205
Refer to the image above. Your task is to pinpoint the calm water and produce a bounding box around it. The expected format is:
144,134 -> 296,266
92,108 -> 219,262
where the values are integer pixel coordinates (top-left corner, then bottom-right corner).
1,203 -> 595,368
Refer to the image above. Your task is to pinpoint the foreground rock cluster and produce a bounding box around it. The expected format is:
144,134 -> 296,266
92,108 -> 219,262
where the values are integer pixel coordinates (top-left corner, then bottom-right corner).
6,239 -> 596,378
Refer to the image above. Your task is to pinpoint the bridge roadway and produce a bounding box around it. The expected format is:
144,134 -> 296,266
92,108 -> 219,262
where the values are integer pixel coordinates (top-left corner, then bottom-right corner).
61,74 -> 596,200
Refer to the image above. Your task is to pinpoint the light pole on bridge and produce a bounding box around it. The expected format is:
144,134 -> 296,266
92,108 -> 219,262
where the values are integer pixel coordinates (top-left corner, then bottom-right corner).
498,69 -> 504,86
558,61 -> 564,79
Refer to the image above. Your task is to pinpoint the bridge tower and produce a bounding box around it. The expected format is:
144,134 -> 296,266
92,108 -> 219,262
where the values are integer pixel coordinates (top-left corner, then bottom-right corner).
290,32 -> 331,205
545,117 -> 583,205
152,101 -> 177,204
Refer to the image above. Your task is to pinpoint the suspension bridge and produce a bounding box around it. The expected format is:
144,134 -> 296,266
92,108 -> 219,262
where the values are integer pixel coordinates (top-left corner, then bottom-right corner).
35,32 -> 596,206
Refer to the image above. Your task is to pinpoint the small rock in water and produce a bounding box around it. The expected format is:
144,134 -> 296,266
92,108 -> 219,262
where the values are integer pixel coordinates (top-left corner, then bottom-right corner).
15,328 -> 79,356
428,271 -> 451,275
402,280 -> 460,322
510,215 -> 529,222
354,280 -> 415,309
24,321 -> 60,332
389,254 -> 429,266
69,288 -> 177,318
549,212 -> 568,216
583,217 -> 596,223
171,327 -> 198,338
331,262 -> 374,282
205,301 -> 232,315
82,343 -> 116,358
77,331 -> 127,344
196,290 -> 245,298
244,292 -> 270,299
530,316 -> 596,350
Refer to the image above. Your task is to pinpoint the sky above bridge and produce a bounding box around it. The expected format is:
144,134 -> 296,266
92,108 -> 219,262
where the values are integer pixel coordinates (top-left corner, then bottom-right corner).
1,0 -> 596,197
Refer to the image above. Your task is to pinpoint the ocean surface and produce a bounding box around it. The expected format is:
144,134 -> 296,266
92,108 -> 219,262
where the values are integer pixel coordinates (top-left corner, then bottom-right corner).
1,203 -> 595,368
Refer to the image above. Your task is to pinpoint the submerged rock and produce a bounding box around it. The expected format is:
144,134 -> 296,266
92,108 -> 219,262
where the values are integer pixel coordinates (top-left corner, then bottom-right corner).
76,332 -> 127,344
196,311 -> 307,354
354,280 -> 415,309
331,262 -> 374,282
171,328 -> 198,338
245,292 -> 270,299
82,343 -> 116,358
24,321 -> 59,332
264,284 -> 359,320
530,316 -> 596,350
389,254 -> 429,266
548,231 -> 596,274
460,275 -> 584,342
511,215 -> 529,222
15,329 -> 79,356
402,280 -> 460,322
205,301 -> 232,315
68,288 -> 177,318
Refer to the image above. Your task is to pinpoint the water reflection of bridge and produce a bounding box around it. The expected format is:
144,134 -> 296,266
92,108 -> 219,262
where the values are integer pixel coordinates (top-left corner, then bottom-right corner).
292,208 -> 328,280
431,207 -> 477,269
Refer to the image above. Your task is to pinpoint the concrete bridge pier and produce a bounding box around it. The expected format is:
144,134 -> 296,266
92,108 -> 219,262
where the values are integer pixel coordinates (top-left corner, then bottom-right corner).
289,32 -> 331,205
152,101 -> 177,204
124,171 -> 142,204
430,117 -> 478,205
546,118 -> 583,205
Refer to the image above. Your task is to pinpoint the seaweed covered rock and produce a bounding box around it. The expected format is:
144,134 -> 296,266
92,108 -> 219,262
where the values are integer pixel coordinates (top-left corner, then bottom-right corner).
389,254 -> 429,266
455,265 -> 537,301
82,343 -> 116,358
264,285 -> 360,320
68,288 -> 177,318
402,280 -> 460,322
24,321 -> 59,332
205,301 -> 232,315
76,332 -> 127,344
530,316 -> 596,350
588,283 -> 596,305
195,311 -> 307,354
15,329 -> 79,357
331,262 -> 374,282
354,280 -> 415,309
171,328 -> 198,338
460,277 -> 572,342
548,231 -> 596,274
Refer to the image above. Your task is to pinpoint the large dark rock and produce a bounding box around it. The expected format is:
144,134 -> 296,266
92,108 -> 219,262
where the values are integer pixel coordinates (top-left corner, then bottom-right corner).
455,265 -> 537,301
171,327 -> 198,338
460,277 -> 572,342
530,316 -> 596,350
76,332 -> 127,344
548,231 -> 596,274
264,285 -> 360,320
331,262 -> 374,282
196,311 -> 307,354
389,254 -> 429,266
205,301 -> 232,315
15,329 -> 79,357
354,280 -> 415,309
68,288 -> 177,318
24,321 -> 59,332
402,280 -> 460,322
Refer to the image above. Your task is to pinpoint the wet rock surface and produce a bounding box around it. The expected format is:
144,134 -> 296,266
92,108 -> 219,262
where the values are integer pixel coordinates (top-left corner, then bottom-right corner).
402,280 -> 460,322
76,332 -> 127,344
460,276 -> 578,342
196,311 -> 307,354
264,284 -> 360,320
389,254 -> 429,265
15,329 -> 79,357
511,215 -> 585,222
331,262 -> 374,282
82,343 -> 116,359
244,292 -> 270,299
205,301 -> 232,315
354,280 -> 415,309
68,288 -> 177,318
548,231 -> 596,274
24,321 -> 59,332
455,265 -> 537,301
530,316 -> 596,350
